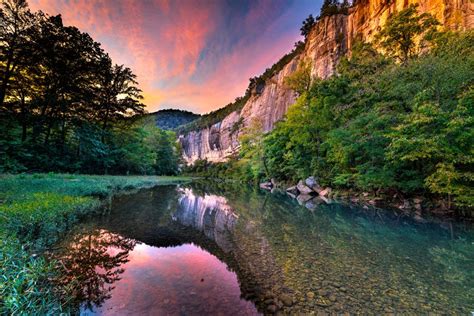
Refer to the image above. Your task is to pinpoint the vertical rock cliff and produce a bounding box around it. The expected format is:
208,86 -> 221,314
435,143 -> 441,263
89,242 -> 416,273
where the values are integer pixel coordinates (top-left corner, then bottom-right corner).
179,0 -> 472,164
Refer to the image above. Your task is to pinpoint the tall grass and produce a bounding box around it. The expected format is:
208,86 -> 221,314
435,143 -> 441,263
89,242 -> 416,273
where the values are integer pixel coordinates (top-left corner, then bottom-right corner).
0,173 -> 190,314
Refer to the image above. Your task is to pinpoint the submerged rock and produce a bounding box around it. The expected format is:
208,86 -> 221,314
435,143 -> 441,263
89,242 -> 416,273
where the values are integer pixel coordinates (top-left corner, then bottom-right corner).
305,200 -> 318,210
286,185 -> 298,195
279,294 -> 294,307
266,304 -> 278,313
286,192 -> 297,199
297,194 -> 313,205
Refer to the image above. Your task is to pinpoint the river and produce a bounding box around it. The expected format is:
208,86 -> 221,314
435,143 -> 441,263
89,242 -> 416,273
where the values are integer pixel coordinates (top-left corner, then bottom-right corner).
52,181 -> 474,315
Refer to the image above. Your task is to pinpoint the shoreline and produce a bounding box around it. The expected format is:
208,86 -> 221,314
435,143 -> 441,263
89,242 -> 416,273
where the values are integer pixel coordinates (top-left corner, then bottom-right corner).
0,173 -> 192,314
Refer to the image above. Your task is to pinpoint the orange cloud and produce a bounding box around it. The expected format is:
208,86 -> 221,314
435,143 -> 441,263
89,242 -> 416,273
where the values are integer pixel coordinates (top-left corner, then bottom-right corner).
28,0 -> 310,113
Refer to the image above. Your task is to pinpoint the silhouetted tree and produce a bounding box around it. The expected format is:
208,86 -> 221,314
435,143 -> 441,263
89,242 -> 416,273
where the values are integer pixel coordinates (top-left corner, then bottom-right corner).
300,14 -> 315,38
0,0 -> 35,107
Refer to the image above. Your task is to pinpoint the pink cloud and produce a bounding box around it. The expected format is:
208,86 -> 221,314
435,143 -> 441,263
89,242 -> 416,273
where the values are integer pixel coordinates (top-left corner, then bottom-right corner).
28,0 -> 305,113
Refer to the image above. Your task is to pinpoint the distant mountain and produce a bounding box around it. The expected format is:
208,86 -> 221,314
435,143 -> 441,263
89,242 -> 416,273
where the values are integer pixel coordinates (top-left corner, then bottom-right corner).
150,109 -> 200,130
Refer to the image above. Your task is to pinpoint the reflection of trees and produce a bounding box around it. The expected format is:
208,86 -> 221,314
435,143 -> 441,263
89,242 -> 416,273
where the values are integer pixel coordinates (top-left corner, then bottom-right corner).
54,229 -> 136,310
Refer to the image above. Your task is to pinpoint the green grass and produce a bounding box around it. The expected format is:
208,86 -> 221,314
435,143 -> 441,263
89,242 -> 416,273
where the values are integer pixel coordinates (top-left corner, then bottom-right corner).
0,173 -> 191,314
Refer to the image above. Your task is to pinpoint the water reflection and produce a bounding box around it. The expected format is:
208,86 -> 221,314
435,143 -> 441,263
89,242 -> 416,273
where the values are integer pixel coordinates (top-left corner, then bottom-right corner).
54,185 -> 259,315
55,228 -> 136,310
54,183 -> 474,314
174,188 -> 238,252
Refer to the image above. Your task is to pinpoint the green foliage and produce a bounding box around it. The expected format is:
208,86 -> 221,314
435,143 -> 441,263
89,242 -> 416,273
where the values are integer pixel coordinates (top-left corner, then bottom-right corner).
0,1 -> 180,175
0,173 -> 190,314
0,234 -> 66,314
238,118 -> 268,182
319,0 -> 350,20
0,192 -> 96,242
284,59 -> 313,95
151,109 -> 200,130
214,28 -> 473,210
375,4 -> 440,63
300,14 -> 315,38
279,29 -> 471,206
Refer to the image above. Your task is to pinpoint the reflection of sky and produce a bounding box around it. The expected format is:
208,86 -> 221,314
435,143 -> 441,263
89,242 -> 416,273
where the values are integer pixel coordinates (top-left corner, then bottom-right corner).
29,0 -> 321,113
88,243 -> 258,315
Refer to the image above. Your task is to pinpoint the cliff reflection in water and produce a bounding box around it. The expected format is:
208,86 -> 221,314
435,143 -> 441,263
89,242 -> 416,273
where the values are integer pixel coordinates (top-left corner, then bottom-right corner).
53,183 -> 474,315
174,188 -> 238,252
53,185 -> 259,315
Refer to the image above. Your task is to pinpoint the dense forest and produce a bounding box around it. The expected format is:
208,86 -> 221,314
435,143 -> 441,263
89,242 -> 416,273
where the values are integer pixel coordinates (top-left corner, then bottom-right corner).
0,0 -> 180,175
186,5 -> 474,210
151,109 -> 200,130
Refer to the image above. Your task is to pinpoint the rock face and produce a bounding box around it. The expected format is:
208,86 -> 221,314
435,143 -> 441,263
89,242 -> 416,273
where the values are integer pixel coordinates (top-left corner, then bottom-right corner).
179,0 -> 472,164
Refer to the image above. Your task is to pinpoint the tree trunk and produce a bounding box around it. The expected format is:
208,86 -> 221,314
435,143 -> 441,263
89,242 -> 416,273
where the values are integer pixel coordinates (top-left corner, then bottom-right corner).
20,94 -> 27,142
0,47 -> 16,108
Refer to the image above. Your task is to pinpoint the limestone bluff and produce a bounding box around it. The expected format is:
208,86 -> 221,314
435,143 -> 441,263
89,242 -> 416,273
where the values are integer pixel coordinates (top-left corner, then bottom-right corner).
179,0 -> 473,165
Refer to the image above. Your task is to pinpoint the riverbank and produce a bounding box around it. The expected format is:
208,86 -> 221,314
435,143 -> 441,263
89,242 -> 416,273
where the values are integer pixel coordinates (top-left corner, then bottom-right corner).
0,173 -> 191,314
189,172 -> 473,219
265,177 -> 474,221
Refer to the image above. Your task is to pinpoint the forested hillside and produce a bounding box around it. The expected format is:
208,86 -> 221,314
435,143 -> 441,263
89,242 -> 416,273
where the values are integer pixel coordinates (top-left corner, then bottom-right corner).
0,0 -> 179,175
151,109 -> 200,130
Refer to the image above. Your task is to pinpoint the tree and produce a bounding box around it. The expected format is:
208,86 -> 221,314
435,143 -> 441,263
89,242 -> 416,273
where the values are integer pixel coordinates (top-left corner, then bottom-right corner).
319,0 -> 348,19
238,118 -> 268,182
96,63 -> 144,138
375,4 -> 439,63
0,0 -> 35,107
0,2 -> 169,175
300,14 -> 315,38
284,59 -> 313,95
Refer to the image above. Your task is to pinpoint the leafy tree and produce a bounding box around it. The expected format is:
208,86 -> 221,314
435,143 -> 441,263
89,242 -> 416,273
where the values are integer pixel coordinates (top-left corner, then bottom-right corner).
300,14 -> 315,38
96,62 -> 144,138
238,118 -> 268,182
0,0 -> 35,107
0,1 -> 179,175
284,59 -> 313,95
375,4 -> 439,63
319,0 -> 349,19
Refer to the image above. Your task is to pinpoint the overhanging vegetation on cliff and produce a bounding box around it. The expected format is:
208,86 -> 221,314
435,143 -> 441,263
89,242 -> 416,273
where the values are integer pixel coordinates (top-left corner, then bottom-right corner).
176,41 -> 305,134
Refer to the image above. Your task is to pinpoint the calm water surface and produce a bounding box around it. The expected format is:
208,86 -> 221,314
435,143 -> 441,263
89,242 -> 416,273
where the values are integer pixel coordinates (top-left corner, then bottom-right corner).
54,182 -> 474,314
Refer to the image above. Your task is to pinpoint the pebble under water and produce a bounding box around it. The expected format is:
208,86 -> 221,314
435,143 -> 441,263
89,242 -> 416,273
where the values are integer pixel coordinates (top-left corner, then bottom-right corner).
53,182 -> 474,315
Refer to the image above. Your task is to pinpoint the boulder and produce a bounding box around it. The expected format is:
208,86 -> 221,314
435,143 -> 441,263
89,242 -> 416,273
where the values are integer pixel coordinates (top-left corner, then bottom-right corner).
297,194 -> 313,205
305,176 -> 322,193
305,198 -> 324,210
286,185 -> 298,195
413,197 -> 423,210
319,187 -> 332,197
297,180 -> 313,195
399,199 -> 411,210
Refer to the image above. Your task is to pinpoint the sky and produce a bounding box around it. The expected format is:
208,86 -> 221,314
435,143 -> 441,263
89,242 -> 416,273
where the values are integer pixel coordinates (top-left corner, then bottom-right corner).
29,0 -> 321,114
